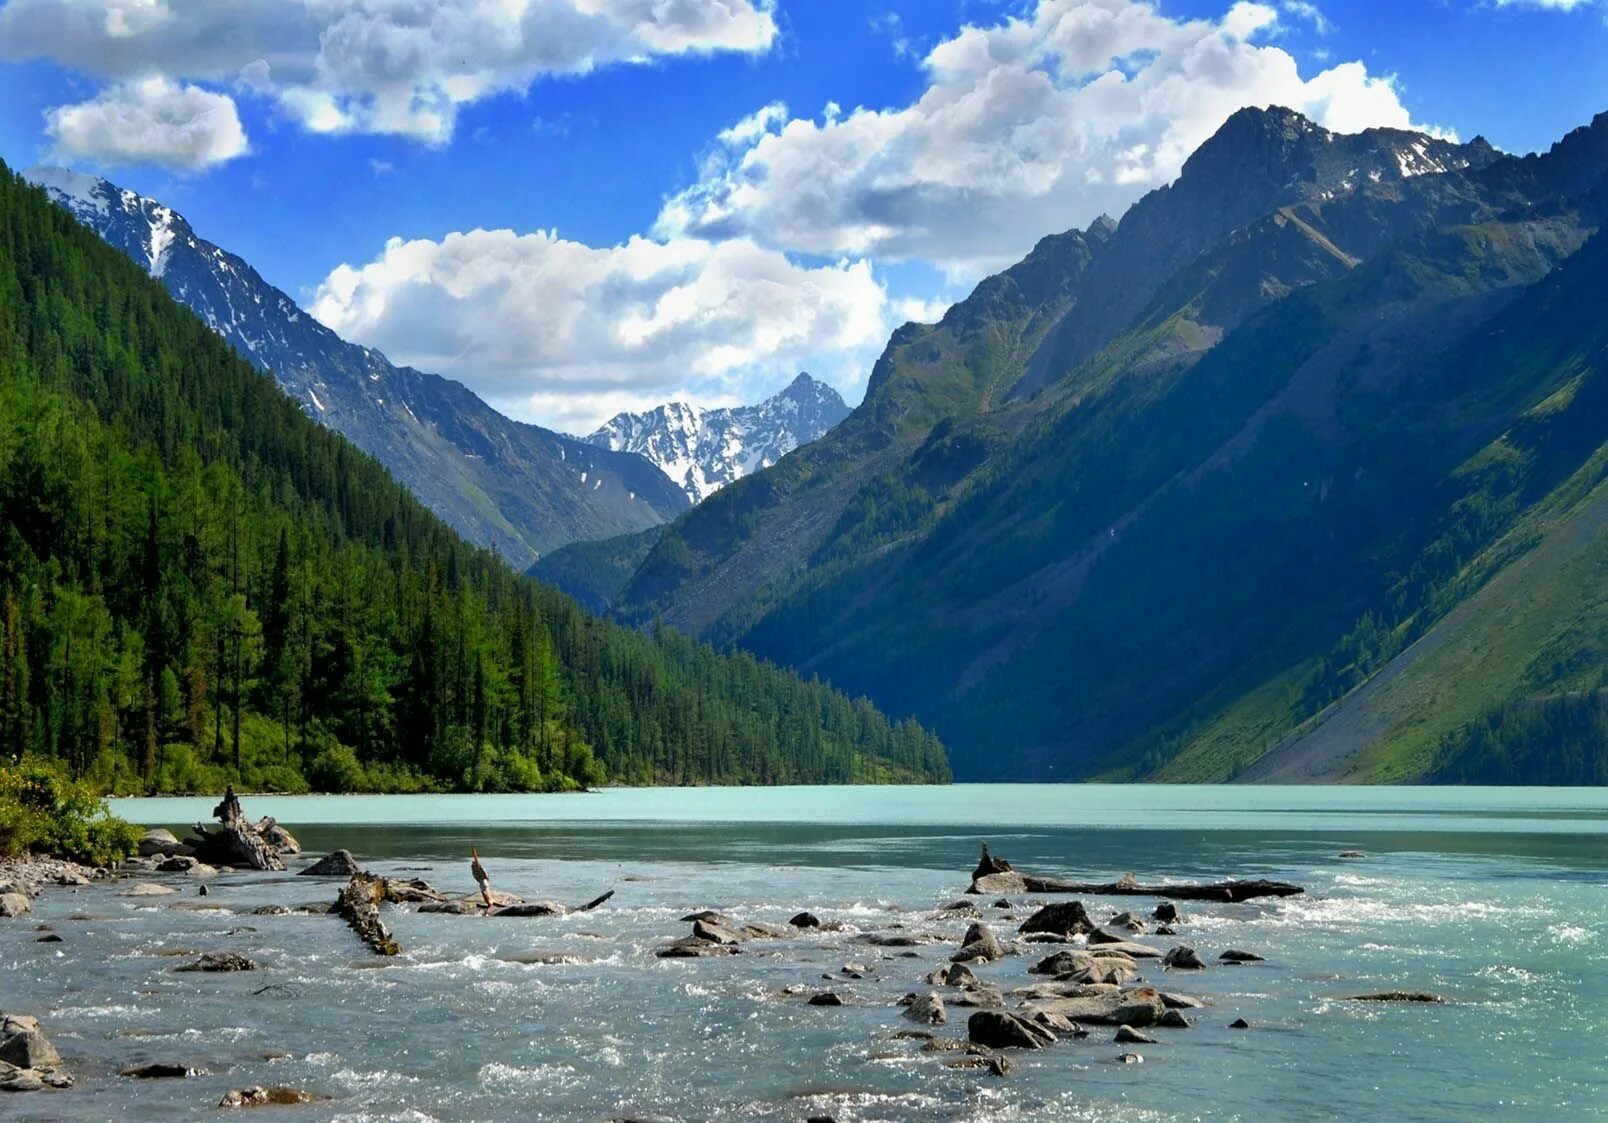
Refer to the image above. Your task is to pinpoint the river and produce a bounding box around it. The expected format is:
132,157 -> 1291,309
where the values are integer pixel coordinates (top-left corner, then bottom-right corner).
4,785 -> 1604,1121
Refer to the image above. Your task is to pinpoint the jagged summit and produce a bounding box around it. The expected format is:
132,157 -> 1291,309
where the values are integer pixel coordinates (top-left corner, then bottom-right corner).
585,374 -> 850,504
26,166 -> 688,564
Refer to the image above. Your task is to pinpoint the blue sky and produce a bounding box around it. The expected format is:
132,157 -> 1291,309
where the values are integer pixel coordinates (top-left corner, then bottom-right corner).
1,0 -> 1604,433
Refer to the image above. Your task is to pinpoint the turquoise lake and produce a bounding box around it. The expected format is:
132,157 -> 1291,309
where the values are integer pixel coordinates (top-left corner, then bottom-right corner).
5,785 -> 1605,1121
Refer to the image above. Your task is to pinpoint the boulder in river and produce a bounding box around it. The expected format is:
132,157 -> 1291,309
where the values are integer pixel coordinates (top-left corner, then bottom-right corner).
1018,901 -> 1094,938
299,850 -> 362,878
120,1063 -> 196,1079
1115,1025 -> 1157,1045
137,829 -> 184,858
656,937 -> 741,959
218,1086 -> 328,1108
967,1011 -> 1056,1050
789,911 -> 821,929
692,917 -> 744,945
1219,949 -> 1265,963
488,902 -> 568,918
1021,985 -> 1166,1027
1162,946 -> 1206,970
952,922 -> 1006,963
1344,991 -> 1446,1003
807,992 -> 844,1007
928,962 -> 979,988
120,882 -> 177,897
175,952 -> 258,973
1159,1009 -> 1191,1028
0,893 -> 31,918
902,992 -> 947,1025
1153,901 -> 1180,923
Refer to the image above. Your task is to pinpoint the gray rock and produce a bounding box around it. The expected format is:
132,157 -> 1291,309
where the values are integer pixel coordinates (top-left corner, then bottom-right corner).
1018,901 -> 1094,938
967,1011 -> 1056,1050
789,911 -> 821,929
0,1018 -> 61,1070
692,918 -> 744,945
1229,1018 -> 1250,1029
1106,911 -> 1146,932
0,893 -> 31,918
1021,986 -> 1166,1027
1162,946 -> 1206,970
120,1063 -> 196,1079
1115,1025 -> 1158,1044
1161,992 -> 1208,1009
902,992 -> 947,1025
298,850 -> 361,877
952,922 -> 1005,963
807,992 -> 844,1007
174,952 -> 258,973
1344,991 -> 1446,1003
927,962 -> 979,988
1115,1052 -> 1144,1064
489,902 -> 568,918
137,829 -> 183,858
1219,949 -> 1265,963
1159,1009 -> 1191,1028
656,937 -> 740,958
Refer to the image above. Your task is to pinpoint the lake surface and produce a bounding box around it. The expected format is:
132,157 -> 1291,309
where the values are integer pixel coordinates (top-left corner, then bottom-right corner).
7,785 -> 1606,1121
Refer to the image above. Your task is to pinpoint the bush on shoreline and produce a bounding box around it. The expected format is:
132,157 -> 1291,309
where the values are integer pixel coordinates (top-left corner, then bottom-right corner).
0,762 -> 143,866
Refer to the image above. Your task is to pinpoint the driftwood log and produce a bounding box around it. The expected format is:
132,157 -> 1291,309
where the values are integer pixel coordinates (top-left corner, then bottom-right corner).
186,787 -> 287,871
967,845 -> 1302,901
336,873 -> 400,956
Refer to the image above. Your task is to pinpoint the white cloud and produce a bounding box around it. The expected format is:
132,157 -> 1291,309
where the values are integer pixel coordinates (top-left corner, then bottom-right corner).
656,0 -> 1430,274
44,75 -> 248,168
1492,0 -> 1596,9
310,229 -> 893,433
0,0 -> 778,143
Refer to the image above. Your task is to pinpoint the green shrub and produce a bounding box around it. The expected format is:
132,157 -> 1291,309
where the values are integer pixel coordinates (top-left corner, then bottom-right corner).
0,761 -> 142,866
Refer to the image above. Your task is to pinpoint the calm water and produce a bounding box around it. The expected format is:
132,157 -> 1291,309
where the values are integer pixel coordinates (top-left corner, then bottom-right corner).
6,785 -> 1605,1121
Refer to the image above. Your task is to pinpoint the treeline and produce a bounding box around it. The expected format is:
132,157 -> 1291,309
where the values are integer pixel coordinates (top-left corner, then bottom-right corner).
1429,690 -> 1608,786
0,165 -> 950,793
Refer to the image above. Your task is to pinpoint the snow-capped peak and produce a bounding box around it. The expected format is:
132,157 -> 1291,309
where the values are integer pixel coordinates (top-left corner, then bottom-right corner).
585,374 -> 851,504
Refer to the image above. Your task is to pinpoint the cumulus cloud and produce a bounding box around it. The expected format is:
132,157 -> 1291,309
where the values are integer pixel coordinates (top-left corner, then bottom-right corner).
0,0 -> 778,143
310,229 -> 892,433
656,0 -> 1428,274
44,75 -> 248,168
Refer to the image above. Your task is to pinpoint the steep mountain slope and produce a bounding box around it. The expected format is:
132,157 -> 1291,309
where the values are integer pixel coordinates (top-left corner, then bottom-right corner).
585,106 -> 1608,783
586,373 -> 850,503
24,167 -> 687,567
0,163 -> 950,793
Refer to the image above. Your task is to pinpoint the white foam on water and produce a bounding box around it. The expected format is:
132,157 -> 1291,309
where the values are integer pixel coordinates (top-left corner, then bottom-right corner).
478,1060 -> 579,1091
1546,923 -> 1591,945
334,1067 -> 420,1090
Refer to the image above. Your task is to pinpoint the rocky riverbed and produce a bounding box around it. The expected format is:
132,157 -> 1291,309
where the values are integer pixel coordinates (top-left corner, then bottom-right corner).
4,790 -> 1604,1120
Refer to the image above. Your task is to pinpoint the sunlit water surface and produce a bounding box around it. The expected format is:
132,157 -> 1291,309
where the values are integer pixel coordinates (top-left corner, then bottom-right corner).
4,785 -> 1603,1121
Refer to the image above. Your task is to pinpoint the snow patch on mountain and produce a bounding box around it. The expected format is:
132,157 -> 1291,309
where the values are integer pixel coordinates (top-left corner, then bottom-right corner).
586,374 -> 850,504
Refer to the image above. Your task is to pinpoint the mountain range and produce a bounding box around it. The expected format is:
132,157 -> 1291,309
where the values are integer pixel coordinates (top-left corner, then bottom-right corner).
0,160 -> 950,792
586,373 -> 850,504
24,166 -> 689,568
541,105 -> 1608,785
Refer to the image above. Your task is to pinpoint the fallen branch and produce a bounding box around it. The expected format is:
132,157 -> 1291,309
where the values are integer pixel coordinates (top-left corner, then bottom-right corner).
335,873 -> 400,956
965,846 -> 1301,901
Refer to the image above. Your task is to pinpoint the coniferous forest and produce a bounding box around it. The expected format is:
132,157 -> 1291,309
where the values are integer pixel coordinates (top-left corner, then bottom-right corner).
0,165 -> 950,794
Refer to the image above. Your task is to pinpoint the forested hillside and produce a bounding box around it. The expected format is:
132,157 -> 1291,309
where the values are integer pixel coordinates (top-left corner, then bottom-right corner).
0,165 -> 949,794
